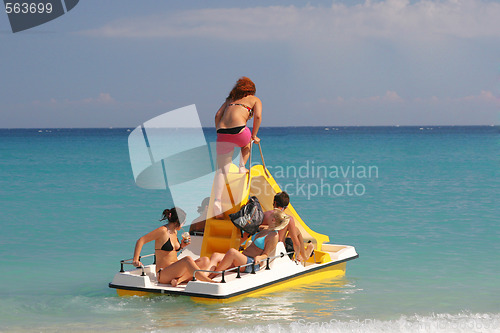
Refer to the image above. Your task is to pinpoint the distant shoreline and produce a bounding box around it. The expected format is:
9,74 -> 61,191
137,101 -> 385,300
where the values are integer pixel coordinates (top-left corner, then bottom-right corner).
0,125 -> 498,130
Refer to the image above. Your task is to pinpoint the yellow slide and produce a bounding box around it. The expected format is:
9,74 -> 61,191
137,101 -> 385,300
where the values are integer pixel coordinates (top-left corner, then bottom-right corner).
200,163 -> 330,258
248,165 -> 330,249
200,164 -> 250,258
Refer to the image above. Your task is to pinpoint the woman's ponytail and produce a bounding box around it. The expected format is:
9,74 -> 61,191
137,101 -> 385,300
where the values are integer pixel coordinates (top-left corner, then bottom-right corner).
159,207 -> 186,227
160,209 -> 171,222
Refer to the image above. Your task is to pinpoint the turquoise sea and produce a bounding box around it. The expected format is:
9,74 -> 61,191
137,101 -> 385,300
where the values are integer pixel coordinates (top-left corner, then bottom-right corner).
1,126 -> 499,332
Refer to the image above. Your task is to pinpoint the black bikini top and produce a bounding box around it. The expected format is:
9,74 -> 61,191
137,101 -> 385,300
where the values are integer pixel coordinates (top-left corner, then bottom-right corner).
156,227 -> 180,252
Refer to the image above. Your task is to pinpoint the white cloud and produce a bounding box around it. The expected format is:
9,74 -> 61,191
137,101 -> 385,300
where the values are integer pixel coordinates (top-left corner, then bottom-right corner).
410,91 -> 500,105
82,6 -> 299,40
82,0 -> 500,42
318,90 -> 500,106
33,93 -> 116,108
309,89 -> 498,125
459,90 -> 500,104
82,93 -> 115,104
370,91 -> 404,102
319,90 -> 405,105
70,1 -> 500,127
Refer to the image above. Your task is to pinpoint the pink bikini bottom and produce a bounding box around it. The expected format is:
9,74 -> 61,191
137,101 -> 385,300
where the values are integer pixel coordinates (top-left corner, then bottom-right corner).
216,126 -> 252,155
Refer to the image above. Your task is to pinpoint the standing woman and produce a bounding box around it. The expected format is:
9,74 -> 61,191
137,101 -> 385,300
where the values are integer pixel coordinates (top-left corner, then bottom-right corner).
213,77 -> 263,219
132,207 -> 213,286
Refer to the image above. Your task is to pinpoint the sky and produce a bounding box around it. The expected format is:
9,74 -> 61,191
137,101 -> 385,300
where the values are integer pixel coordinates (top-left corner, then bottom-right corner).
1,0 -> 499,128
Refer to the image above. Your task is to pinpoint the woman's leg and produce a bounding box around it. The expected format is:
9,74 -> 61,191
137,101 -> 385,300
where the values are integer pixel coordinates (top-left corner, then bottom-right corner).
207,252 -> 226,278
304,242 -> 315,261
213,152 -> 234,219
213,248 -> 248,274
158,257 -> 213,286
172,257 -> 211,286
239,142 -> 251,173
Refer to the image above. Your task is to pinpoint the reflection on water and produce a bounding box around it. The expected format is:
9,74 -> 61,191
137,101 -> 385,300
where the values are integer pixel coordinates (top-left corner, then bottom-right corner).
106,277 -> 361,331
0,277 -> 361,331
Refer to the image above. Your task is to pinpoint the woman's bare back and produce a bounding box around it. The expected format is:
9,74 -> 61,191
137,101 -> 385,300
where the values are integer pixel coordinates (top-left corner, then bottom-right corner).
217,95 -> 260,129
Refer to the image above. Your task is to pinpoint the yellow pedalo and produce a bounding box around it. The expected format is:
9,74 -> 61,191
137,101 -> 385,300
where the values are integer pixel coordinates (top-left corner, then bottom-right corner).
109,147 -> 358,303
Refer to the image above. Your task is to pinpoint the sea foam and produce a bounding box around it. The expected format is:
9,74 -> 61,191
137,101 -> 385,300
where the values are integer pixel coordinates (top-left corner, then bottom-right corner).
193,312 -> 500,333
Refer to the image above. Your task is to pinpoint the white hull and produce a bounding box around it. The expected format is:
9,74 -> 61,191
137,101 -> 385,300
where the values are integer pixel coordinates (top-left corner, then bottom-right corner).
109,237 -> 358,302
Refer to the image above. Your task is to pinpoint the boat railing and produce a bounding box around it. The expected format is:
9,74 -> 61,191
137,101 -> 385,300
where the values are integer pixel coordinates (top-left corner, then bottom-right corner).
119,253 -> 156,277
192,250 -> 295,283
117,249 -> 297,282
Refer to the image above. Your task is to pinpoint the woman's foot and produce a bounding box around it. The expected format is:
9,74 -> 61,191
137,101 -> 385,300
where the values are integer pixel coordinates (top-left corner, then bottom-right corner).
213,199 -> 224,219
194,273 -> 215,283
239,166 -> 249,174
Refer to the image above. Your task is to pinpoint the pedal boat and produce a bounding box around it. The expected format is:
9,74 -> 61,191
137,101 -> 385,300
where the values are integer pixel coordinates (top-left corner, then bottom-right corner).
109,143 -> 358,303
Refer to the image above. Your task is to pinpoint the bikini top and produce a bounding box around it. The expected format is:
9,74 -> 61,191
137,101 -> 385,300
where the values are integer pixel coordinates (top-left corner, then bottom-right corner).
156,227 -> 180,252
251,231 -> 277,250
228,103 -> 254,119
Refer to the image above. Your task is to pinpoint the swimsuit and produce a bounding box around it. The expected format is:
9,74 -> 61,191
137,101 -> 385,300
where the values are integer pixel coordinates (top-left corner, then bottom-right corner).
216,126 -> 252,155
228,103 -> 254,119
242,231 -> 277,272
156,237 -> 177,252
216,125 -> 246,135
244,256 -> 260,273
155,229 -> 180,276
251,231 -> 277,250
155,226 -> 180,252
216,102 -> 254,155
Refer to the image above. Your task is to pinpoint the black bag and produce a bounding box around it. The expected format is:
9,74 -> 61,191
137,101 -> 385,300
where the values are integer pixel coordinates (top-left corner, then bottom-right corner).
229,196 -> 264,236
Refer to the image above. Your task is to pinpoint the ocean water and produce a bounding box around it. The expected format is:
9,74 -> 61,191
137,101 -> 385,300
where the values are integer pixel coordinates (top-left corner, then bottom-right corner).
0,126 -> 499,332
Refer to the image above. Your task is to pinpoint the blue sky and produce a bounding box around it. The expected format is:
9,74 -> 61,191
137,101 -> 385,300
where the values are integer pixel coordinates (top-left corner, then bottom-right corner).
1,0 -> 499,127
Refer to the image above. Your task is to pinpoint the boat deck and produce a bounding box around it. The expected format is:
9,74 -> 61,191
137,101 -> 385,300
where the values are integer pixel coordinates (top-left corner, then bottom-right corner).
109,239 -> 358,301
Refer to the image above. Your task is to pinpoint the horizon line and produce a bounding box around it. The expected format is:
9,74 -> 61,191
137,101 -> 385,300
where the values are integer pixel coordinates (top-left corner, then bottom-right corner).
0,124 -> 498,130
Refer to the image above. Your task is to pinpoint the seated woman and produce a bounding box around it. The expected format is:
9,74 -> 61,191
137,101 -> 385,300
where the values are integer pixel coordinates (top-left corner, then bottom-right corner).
132,207 -> 213,287
208,209 -> 290,279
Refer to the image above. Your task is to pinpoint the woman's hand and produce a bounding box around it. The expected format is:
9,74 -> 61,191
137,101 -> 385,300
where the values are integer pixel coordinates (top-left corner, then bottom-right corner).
252,135 -> 261,143
254,254 -> 267,264
132,260 -> 143,268
181,235 -> 191,248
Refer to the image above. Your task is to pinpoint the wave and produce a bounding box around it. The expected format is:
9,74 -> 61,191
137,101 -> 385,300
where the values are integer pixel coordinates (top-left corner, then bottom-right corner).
193,312 -> 500,333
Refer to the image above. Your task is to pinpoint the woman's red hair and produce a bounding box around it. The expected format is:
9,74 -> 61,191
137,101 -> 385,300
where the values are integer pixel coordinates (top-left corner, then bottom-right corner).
226,77 -> 256,101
